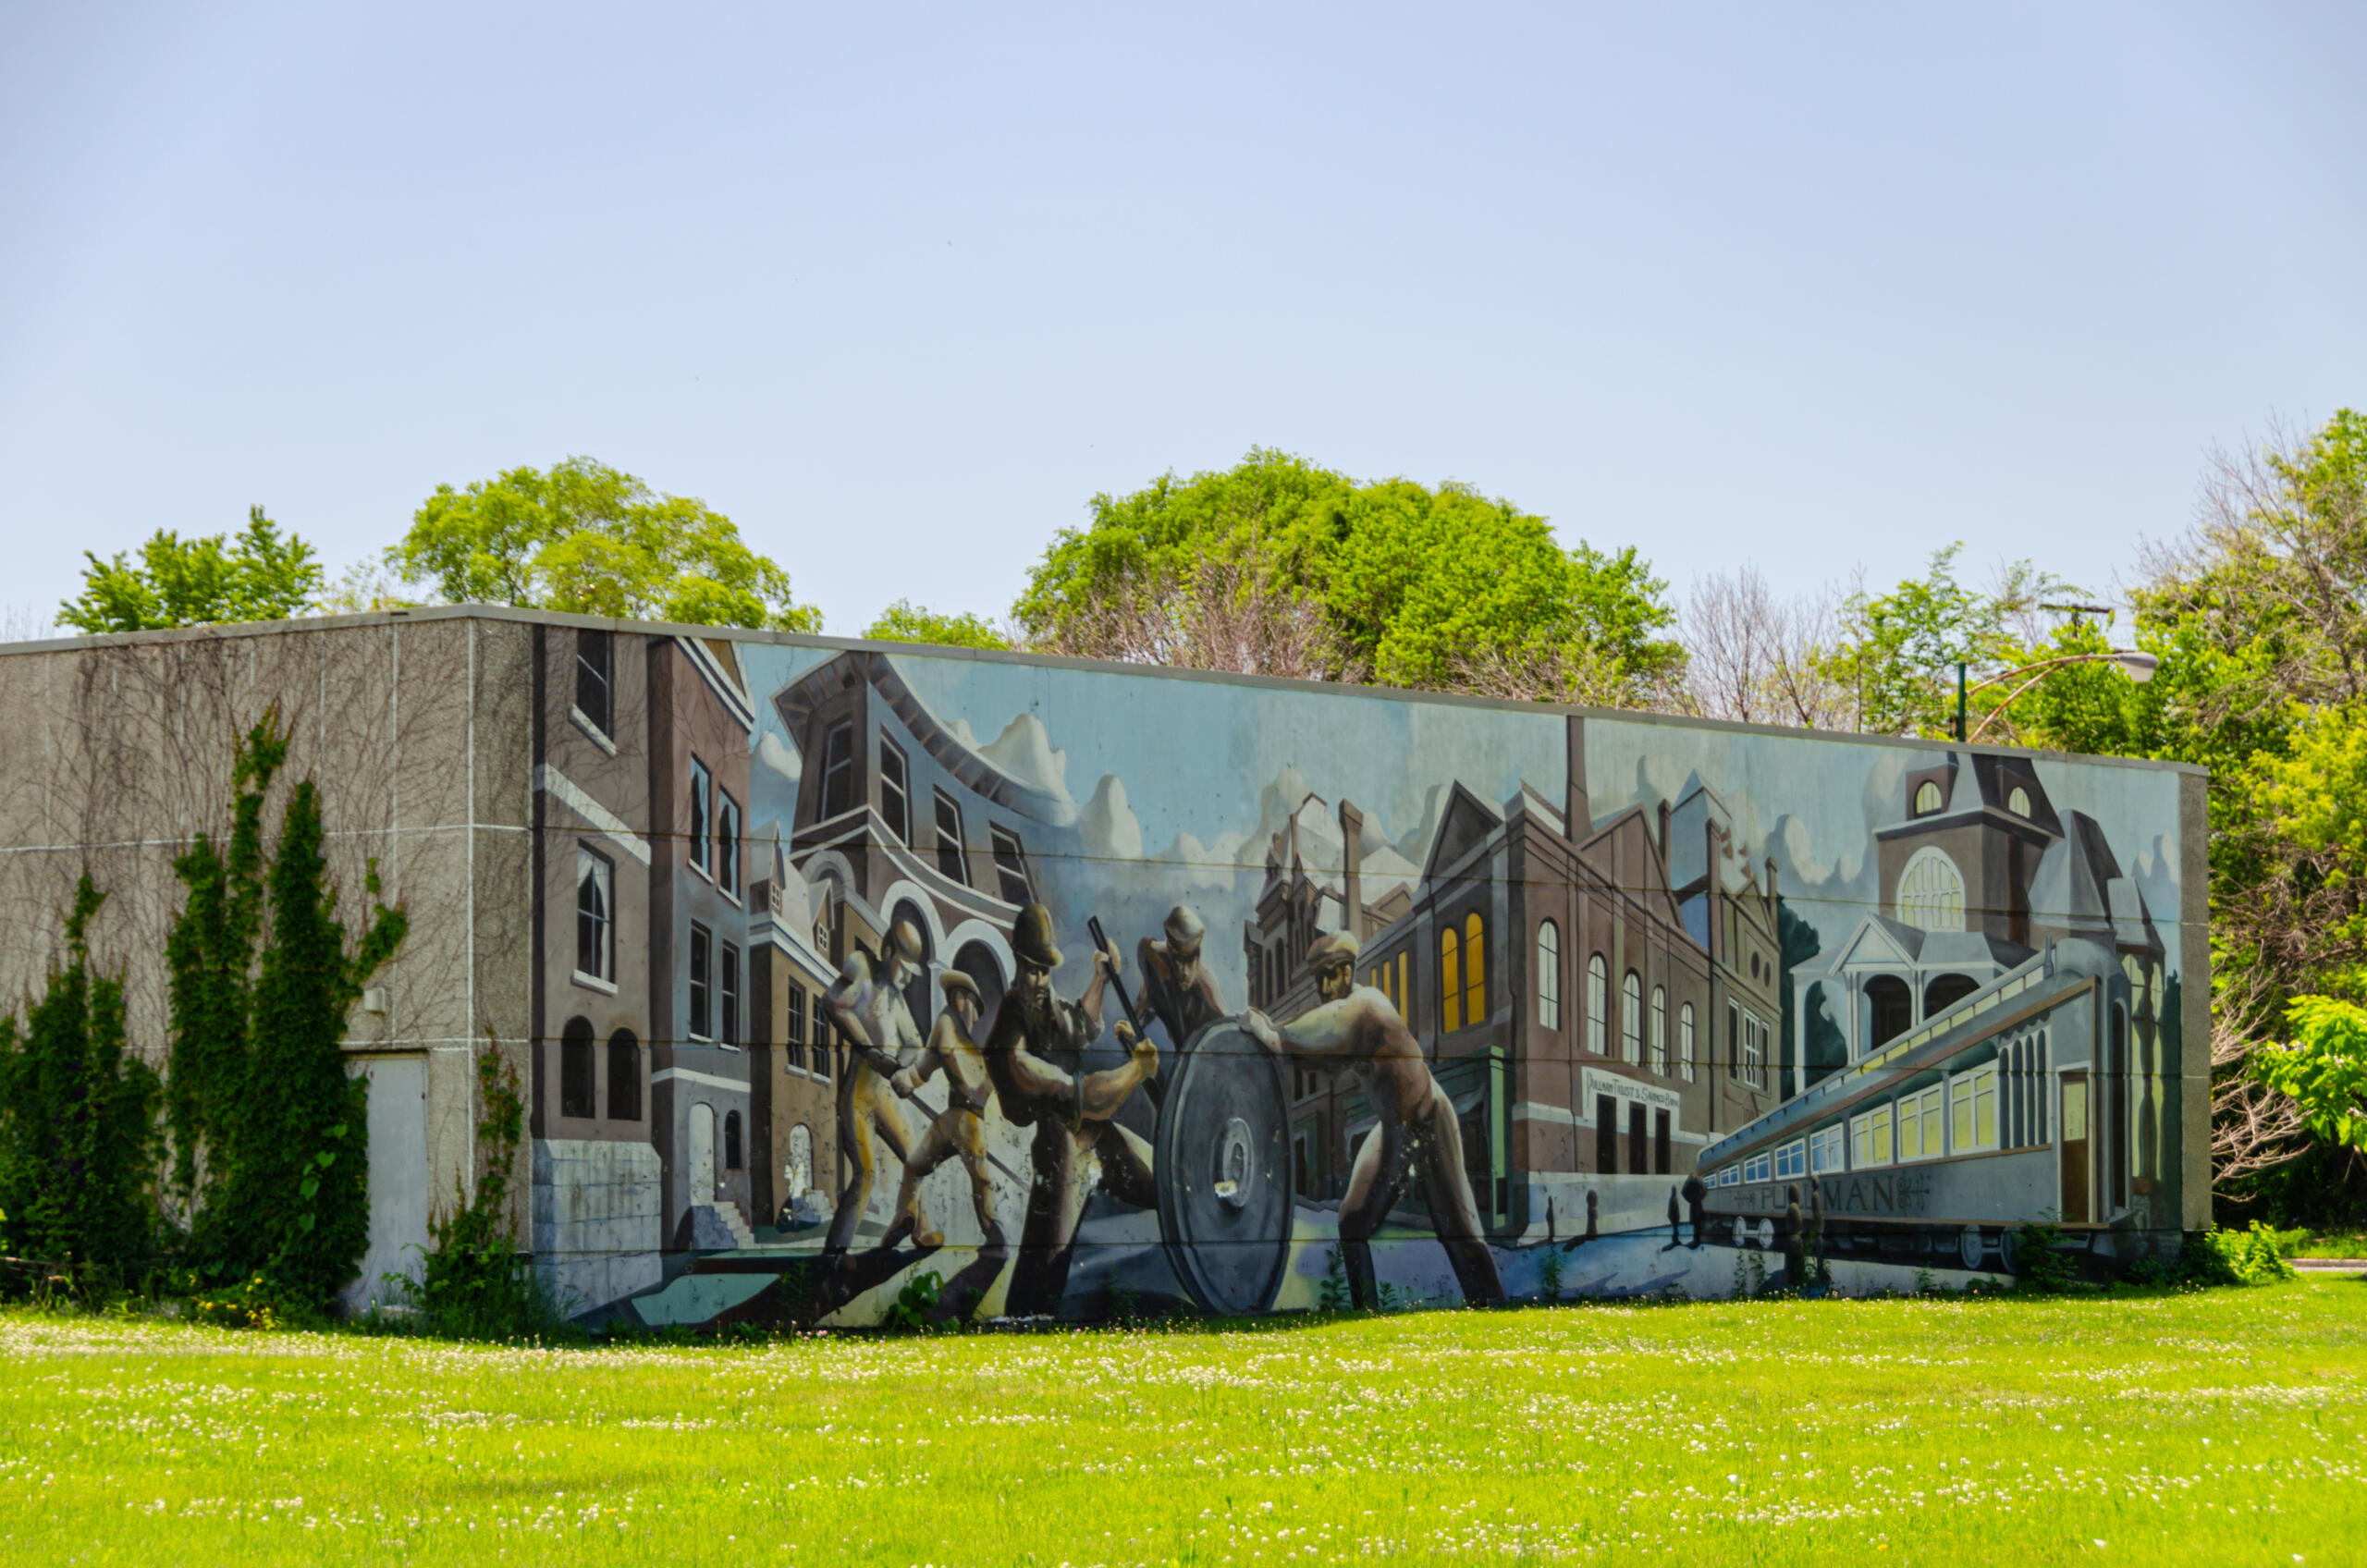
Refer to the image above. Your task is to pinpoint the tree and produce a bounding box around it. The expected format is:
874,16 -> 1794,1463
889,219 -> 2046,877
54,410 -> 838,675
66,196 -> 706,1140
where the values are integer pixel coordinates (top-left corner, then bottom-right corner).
1014,448 -> 1682,697
2259,998 -> 2367,1153
389,457 -> 823,632
1810,545 -> 2077,737
59,507 -> 322,633
1678,568 -> 1852,729
0,876 -> 161,1280
862,601 -> 1014,650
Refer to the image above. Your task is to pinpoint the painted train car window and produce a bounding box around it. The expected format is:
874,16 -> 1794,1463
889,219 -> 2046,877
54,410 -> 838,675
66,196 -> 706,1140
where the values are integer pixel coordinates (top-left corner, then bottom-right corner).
688,757 -> 712,875
1650,986 -> 1668,1074
1851,1104 -> 1894,1167
1809,1123 -> 1846,1173
1773,1139 -> 1807,1180
1587,955 -> 1608,1054
1440,925 -> 1462,1032
1951,1063 -> 2000,1153
1743,1150 -> 1772,1183
1679,1002 -> 1696,1082
1535,921 -> 1561,1030
575,844 -> 614,984
1898,1084 -> 1945,1160
1464,913 -> 1486,1025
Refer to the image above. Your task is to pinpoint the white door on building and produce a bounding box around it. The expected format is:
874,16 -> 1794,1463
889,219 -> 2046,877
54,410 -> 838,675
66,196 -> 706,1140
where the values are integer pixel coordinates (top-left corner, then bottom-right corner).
688,1103 -> 716,1205
342,1054 -> 429,1316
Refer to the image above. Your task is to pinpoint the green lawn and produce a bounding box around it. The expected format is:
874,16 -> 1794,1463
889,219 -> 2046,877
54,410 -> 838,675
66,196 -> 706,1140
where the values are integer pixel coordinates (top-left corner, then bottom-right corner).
2,1280 -> 2361,1567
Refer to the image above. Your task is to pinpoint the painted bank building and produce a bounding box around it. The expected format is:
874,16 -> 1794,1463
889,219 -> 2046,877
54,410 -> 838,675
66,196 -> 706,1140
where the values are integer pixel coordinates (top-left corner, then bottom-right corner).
0,608 -> 2207,1325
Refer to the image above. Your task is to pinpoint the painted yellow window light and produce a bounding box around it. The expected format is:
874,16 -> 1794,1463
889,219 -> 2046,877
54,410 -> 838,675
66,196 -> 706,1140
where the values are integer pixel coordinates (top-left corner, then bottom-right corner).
1463,912 -> 1486,1026
1441,925 -> 1462,1034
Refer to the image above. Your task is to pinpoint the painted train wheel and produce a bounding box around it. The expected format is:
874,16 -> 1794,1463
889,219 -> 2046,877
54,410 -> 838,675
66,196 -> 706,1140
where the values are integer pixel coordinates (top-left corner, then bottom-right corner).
1154,1018 -> 1294,1317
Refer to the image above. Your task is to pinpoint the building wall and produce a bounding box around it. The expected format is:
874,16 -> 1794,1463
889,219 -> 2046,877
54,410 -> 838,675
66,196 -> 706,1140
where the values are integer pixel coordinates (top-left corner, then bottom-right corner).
0,608 -> 2208,1327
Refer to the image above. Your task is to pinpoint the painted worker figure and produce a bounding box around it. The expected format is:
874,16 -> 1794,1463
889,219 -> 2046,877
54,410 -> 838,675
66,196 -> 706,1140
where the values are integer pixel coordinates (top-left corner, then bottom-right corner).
887,969 -> 1001,1248
822,919 -> 934,1258
1242,928 -> 1507,1309
1136,904 -> 1227,1052
1681,1170 -> 1709,1249
981,902 -> 1161,1317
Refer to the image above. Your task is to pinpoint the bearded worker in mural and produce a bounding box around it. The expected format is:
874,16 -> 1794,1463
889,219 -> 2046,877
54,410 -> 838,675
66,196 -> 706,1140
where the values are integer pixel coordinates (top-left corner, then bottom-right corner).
1243,928 -> 1506,1309
887,969 -> 1001,1248
1136,903 -> 1227,1051
823,918 -> 934,1258
983,902 -> 1161,1317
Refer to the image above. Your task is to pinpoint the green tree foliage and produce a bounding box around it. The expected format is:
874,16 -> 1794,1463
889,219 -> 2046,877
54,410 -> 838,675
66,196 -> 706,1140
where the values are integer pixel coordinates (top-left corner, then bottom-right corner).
58,507 -> 322,633
0,877 -> 161,1279
1013,448 -> 1682,696
2260,998 -> 2367,1152
862,601 -> 1014,650
171,717 -> 407,1311
1812,545 -> 2077,736
389,456 -> 823,631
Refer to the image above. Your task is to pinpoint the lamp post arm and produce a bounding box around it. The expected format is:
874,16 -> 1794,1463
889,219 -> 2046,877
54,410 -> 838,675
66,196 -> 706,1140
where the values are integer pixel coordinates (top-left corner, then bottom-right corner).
1961,652 -> 2114,703
1967,668 -> 2066,742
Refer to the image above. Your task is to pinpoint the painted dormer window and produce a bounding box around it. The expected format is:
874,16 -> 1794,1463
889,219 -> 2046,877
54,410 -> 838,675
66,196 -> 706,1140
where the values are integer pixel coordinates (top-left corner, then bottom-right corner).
2007,785 -> 2030,817
1913,780 -> 1944,815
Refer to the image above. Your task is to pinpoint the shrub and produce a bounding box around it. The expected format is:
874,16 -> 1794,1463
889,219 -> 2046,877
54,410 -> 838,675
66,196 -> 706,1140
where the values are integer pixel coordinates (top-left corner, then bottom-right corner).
399,1042 -> 556,1339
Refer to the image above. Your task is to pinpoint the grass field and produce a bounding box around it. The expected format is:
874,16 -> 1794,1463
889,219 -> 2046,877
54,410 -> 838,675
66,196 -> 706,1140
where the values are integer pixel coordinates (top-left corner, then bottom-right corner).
1,1280 -> 2361,1567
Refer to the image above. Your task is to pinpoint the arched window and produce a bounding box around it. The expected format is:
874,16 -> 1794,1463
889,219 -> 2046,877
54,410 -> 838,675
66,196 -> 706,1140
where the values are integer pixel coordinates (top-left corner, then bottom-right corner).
1586,954 -> 1608,1055
1897,847 -> 1966,931
785,1124 -> 813,1199
1650,986 -> 1668,1074
1463,912 -> 1487,1025
2006,785 -> 2030,817
1536,921 -> 1562,1030
607,1028 -> 641,1121
723,1110 -> 744,1171
559,1017 -> 596,1119
1621,971 -> 1642,1064
1441,925 -> 1463,1033
1913,780 -> 1943,815
1679,1002 -> 1697,1081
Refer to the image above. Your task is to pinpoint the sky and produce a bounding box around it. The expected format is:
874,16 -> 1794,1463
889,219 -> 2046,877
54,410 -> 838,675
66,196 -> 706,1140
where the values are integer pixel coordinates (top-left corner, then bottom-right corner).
4,3 -> 2362,637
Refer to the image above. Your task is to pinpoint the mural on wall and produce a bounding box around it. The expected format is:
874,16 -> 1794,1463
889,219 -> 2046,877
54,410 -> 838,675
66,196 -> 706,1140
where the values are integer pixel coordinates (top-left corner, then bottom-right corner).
528,630 -> 2193,1328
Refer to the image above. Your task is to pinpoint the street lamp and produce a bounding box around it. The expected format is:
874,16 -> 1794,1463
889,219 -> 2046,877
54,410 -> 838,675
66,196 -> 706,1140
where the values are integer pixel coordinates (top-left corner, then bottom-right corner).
1952,650 -> 2158,742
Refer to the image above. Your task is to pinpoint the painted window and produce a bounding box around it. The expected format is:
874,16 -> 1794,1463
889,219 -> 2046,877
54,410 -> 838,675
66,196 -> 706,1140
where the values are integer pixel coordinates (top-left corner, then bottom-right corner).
820,722 -> 855,818
878,738 -> 910,844
719,942 -> 741,1046
785,1124 -> 813,1198
2007,785 -> 2030,817
689,922 -> 713,1039
724,1109 -> 744,1171
1896,1084 -> 1945,1160
1397,952 -> 1408,1020
559,1016 -> 596,1119
716,790 -> 741,897
1621,971 -> 1642,1064
1897,846 -> 1965,932
1743,1012 -> 1765,1088
1744,1150 -> 1772,1183
785,983 -> 808,1072
575,845 -> 614,983
1851,1104 -> 1893,1167
689,757 -> 712,875
1914,779 -> 1944,815
607,1029 -> 641,1121
1440,925 -> 1463,1033
809,993 -> 832,1080
990,825 -> 1032,904
1650,986 -> 1669,1074
1536,921 -> 1562,1030
1809,1124 -> 1846,1174
934,790 -> 966,883
1464,912 -> 1487,1025
1587,954 -> 1608,1054
573,629 -> 612,736
1951,1063 -> 2000,1153
1679,1001 -> 1696,1082
1774,1140 -> 1807,1181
